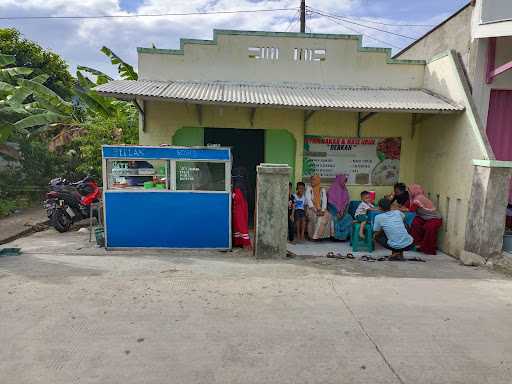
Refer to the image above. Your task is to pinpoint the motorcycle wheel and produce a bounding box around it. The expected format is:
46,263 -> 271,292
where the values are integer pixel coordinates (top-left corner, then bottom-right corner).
50,208 -> 72,233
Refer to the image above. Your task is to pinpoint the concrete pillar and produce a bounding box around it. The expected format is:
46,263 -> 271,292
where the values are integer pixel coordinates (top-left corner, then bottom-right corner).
254,164 -> 291,259
464,162 -> 512,259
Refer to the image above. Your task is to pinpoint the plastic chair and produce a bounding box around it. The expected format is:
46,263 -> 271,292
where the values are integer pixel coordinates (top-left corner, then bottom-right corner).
351,222 -> 374,252
347,200 -> 361,218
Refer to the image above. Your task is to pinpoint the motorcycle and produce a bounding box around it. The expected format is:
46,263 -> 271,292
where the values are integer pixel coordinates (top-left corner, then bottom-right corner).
43,176 -> 101,233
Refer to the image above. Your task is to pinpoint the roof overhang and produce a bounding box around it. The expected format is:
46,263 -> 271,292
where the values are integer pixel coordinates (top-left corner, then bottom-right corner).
94,80 -> 464,114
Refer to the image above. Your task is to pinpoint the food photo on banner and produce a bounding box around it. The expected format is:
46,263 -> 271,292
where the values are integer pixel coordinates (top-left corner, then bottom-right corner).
303,136 -> 401,185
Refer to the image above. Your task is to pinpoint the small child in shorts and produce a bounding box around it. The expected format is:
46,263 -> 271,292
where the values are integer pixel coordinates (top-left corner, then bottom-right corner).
293,182 -> 306,242
355,190 -> 378,239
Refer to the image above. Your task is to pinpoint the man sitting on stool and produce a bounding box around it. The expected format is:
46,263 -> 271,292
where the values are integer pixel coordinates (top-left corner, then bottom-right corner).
373,198 -> 414,260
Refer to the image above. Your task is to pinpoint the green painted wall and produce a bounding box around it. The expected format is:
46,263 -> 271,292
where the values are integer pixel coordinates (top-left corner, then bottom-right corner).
173,127 -> 204,146
265,129 -> 296,183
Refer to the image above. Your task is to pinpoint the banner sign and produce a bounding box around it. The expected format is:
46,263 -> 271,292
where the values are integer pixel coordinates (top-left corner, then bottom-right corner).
303,136 -> 401,185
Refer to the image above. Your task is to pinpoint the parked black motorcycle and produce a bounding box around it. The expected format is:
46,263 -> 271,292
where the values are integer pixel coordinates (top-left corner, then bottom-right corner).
43,176 -> 100,233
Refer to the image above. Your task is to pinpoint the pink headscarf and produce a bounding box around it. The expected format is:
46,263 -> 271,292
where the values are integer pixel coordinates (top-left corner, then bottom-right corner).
327,174 -> 350,213
408,184 -> 435,211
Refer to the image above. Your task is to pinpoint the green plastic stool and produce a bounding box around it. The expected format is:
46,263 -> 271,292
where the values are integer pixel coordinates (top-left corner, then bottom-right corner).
351,222 -> 374,252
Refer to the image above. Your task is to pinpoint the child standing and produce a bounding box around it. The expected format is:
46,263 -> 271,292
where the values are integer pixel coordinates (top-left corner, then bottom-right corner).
293,182 -> 306,242
355,190 -> 378,240
288,182 -> 295,242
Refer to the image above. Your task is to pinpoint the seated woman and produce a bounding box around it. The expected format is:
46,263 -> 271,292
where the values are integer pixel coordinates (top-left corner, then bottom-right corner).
305,175 -> 332,240
389,182 -> 410,211
326,174 -> 353,241
408,184 -> 442,255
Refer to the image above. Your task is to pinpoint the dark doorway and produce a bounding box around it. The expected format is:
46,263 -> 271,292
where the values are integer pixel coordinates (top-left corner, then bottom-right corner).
204,128 -> 264,225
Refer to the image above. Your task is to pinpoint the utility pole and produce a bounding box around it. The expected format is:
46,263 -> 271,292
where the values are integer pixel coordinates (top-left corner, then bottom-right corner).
300,0 -> 306,33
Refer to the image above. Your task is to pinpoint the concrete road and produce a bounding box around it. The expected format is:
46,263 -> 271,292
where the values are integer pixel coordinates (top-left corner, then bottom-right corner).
1,230 -> 512,384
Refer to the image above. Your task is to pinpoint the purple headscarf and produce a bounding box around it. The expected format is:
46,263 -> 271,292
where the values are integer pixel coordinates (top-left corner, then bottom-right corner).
327,174 -> 350,213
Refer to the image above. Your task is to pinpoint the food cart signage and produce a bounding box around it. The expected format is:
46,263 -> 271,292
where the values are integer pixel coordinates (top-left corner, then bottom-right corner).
303,136 -> 401,185
102,146 -> 230,160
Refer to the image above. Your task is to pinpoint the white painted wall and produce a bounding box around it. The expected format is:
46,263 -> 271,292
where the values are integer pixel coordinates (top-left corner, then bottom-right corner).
138,31 -> 425,88
417,51 -> 492,256
472,0 -> 512,38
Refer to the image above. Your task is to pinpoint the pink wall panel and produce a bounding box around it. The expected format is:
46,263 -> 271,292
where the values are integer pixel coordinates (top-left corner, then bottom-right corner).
486,89 -> 512,202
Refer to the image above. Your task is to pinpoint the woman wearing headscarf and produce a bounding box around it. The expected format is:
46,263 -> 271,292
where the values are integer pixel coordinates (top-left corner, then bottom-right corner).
327,174 -> 353,241
305,175 -> 332,240
232,167 -> 252,249
408,184 -> 442,255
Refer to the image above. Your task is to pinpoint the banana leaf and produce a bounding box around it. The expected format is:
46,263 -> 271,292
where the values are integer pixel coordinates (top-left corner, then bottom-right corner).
0,122 -> 14,143
76,70 -> 98,90
18,78 -> 73,115
31,73 -> 50,84
1,67 -> 33,77
8,86 -> 33,105
77,65 -> 113,85
0,54 -> 15,67
101,46 -> 138,80
76,90 -> 114,118
0,81 -> 14,94
13,111 -> 71,131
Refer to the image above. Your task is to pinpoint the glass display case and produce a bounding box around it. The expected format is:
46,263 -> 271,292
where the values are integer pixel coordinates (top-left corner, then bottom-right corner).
107,159 -> 169,190
102,145 -> 232,249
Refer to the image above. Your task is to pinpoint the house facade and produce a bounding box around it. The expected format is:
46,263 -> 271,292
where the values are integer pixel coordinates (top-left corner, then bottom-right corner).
96,28 -> 503,259
395,0 -> 512,259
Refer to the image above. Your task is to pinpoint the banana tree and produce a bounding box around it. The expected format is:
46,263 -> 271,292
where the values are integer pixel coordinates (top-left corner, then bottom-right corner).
0,53 -> 77,157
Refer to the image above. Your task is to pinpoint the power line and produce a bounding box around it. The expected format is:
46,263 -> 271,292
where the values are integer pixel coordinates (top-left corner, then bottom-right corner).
307,6 -> 435,27
308,8 -> 418,40
0,7 -> 296,21
284,9 -> 300,32
318,13 -> 402,49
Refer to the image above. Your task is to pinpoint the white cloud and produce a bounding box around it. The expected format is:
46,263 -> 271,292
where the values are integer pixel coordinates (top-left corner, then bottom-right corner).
0,0 -> 445,79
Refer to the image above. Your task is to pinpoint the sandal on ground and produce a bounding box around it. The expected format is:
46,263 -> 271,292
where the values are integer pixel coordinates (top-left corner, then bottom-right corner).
405,256 -> 426,262
360,255 -> 376,262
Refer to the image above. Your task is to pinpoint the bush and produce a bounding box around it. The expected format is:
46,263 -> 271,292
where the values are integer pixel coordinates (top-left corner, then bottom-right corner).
0,137 -> 81,205
70,105 -> 138,181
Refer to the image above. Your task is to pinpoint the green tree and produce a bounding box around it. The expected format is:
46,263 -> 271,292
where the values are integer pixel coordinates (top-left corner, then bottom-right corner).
0,28 -> 74,99
70,104 -> 138,179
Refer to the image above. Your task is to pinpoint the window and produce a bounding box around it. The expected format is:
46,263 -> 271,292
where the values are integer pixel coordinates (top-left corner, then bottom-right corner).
107,159 -> 168,190
248,46 -> 279,60
175,161 -> 226,191
293,48 -> 326,62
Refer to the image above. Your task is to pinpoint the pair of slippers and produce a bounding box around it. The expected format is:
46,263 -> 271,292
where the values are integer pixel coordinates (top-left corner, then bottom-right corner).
326,252 -> 425,263
326,252 -> 355,260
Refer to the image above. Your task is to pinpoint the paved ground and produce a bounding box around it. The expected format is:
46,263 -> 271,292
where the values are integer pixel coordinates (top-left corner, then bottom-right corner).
0,206 -> 48,244
2,229 -> 512,384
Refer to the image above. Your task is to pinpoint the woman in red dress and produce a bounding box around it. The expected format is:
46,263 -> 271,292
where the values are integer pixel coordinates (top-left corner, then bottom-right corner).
232,168 -> 252,249
408,184 -> 443,255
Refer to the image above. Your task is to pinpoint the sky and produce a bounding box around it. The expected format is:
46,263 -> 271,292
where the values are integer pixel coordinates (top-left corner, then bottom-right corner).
0,0 -> 470,79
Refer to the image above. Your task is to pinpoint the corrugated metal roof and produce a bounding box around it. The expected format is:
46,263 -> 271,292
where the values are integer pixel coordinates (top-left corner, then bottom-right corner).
94,80 -> 463,113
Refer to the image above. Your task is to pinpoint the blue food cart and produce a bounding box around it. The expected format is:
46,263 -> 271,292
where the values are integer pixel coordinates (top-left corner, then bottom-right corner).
102,145 -> 232,249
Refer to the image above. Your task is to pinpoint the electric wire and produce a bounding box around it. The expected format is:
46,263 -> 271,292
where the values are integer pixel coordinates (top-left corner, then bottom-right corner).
308,8 -> 418,40
316,13 -> 403,49
284,9 -> 300,32
0,7 -> 296,21
308,7 -> 435,28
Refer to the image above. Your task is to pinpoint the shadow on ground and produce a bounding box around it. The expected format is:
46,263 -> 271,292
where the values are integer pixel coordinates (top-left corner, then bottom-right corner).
1,229 -> 507,282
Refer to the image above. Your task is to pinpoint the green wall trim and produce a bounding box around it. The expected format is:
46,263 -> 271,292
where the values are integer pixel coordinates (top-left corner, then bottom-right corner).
265,129 -> 296,183
426,51 -> 450,64
137,29 -> 426,66
172,127 -> 204,146
473,159 -> 512,168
